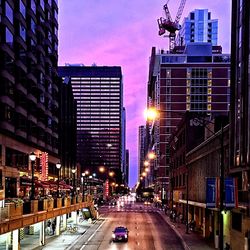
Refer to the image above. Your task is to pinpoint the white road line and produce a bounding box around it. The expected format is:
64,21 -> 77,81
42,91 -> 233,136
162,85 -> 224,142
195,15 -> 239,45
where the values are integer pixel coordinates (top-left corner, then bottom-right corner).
79,219 -> 106,250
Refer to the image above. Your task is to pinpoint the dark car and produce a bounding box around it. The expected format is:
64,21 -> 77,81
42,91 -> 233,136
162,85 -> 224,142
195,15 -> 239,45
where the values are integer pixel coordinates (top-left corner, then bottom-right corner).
112,226 -> 129,242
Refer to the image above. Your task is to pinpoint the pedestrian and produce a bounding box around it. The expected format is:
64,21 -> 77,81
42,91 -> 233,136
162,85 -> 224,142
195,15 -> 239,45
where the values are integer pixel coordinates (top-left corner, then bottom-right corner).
47,220 -> 51,235
51,220 -> 56,235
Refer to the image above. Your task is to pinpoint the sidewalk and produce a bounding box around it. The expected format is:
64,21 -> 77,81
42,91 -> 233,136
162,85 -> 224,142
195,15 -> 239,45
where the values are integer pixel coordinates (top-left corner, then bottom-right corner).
29,220 -> 93,250
158,210 -> 216,250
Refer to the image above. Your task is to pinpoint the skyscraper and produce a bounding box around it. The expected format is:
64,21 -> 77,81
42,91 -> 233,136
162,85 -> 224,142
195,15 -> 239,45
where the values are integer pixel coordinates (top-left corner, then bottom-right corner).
138,125 -> 146,180
230,0 -> 250,248
0,0 -> 60,198
58,66 -> 124,183
177,9 -> 218,46
147,43 -> 230,202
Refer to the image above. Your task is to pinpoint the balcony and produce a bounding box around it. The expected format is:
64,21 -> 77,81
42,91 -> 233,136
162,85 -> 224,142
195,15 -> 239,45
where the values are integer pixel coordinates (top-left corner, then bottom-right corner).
0,121 -> 15,133
16,83 -> 27,95
0,196 -> 93,235
28,114 -> 37,123
0,96 -> 15,108
16,129 -> 27,139
37,120 -> 46,129
37,140 -> 46,148
16,105 -> 27,117
37,102 -> 46,112
27,93 -> 37,104
28,135 -> 37,144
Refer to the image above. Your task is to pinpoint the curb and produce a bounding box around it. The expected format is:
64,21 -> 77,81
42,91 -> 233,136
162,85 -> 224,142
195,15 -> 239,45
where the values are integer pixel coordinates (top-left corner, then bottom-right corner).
157,211 -> 191,250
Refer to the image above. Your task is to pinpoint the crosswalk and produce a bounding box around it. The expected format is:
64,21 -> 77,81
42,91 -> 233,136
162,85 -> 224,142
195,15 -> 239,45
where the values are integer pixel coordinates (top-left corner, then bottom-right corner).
99,205 -> 160,214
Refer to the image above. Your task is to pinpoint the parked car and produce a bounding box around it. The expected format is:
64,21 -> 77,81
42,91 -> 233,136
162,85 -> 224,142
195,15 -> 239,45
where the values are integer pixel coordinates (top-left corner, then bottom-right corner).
112,226 -> 129,242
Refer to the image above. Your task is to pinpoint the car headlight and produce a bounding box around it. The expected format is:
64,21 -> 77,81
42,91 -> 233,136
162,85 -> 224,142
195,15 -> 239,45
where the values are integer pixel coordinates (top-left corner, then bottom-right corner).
125,234 -> 127,238
112,233 -> 116,238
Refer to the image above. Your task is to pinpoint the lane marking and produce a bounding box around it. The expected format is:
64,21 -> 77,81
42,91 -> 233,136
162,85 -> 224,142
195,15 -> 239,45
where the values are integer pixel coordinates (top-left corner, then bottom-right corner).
80,219 -> 106,250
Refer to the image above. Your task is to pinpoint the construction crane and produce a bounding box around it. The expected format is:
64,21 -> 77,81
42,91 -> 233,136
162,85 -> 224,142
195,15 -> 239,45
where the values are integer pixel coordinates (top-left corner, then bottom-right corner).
157,0 -> 186,52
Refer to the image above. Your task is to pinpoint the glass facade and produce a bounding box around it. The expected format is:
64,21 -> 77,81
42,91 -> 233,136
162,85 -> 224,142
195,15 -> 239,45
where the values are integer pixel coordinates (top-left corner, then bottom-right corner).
177,9 -> 218,46
58,67 -> 123,175
5,2 -> 13,23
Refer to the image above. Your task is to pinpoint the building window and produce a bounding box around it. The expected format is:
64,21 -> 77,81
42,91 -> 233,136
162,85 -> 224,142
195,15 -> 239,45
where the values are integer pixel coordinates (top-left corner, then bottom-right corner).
5,27 -> 13,45
54,9 -> 58,21
40,0 -> 45,10
31,18 -> 36,33
20,0 -> 26,18
5,2 -> 13,23
31,0 -> 36,13
20,24 -> 26,41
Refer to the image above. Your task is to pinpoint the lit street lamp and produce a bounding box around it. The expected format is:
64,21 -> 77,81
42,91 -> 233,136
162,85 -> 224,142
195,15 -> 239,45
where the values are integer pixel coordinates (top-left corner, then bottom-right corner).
56,162 -> 61,197
29,152 -> 36,200
72,168 -> 76,195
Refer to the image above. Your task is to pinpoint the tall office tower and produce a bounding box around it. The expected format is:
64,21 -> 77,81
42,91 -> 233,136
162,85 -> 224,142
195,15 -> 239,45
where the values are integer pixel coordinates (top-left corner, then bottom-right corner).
177,9 -> 218,46
125,149 -> 129,186
58,66 -> 124,183
147,43 -> 230,201
121,107 -> 127,184
0,0 -> 60,198
138,126 -> 146,181
230,1 -> 250,248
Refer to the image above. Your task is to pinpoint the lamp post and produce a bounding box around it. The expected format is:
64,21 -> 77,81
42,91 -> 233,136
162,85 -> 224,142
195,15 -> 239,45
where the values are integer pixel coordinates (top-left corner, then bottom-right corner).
29,152 -> 36,200
56,162 -> 61,197
82,173 -> 86,201
72,168 -> 76,196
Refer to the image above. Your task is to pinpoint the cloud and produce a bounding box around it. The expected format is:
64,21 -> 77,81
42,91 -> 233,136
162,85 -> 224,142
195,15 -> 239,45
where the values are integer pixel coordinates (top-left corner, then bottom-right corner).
59,0 -> 231,187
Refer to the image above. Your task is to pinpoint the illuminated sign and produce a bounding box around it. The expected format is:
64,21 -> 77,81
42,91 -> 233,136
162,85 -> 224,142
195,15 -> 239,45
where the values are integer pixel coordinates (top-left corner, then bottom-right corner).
40,152 -> 48,181
104,179 -> 109,197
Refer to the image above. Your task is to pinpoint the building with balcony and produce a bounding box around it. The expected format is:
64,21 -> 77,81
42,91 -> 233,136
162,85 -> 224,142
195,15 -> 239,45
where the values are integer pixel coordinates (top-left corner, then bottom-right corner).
176,9 -> 218,46
0,0 -> 61,199
230,0 -> 250,249
58,66 -> 124,184
138,125 -> 146,184
146,43 -> 230,203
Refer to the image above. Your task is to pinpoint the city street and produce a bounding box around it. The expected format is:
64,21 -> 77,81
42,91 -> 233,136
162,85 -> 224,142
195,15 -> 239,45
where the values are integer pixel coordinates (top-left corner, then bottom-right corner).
41,202 -> 184,250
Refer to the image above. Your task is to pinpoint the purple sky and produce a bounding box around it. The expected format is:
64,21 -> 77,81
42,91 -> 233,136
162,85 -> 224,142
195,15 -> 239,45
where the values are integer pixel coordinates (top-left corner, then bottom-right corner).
58,0 -> 231,187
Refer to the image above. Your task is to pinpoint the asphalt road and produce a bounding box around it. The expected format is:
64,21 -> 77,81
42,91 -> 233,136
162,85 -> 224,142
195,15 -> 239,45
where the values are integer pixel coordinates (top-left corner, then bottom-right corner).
68,202 -> 184,250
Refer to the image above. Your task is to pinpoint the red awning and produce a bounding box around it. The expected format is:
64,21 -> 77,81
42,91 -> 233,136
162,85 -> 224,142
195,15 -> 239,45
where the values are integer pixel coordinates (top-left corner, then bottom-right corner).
35,181 -> 50,189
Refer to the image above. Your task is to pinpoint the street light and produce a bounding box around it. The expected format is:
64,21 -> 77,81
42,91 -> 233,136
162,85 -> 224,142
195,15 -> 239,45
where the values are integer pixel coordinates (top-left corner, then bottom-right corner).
72,168 -> 76,195
56,162 -> 61,197
82,173 -> 86,201
29,152 -> 36,200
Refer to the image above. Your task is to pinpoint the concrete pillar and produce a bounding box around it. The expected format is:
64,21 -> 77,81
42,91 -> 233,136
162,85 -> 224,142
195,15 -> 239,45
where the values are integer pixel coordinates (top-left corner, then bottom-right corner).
39,221 -> 45,246
56,216 -> 60,236
6,232 -> 11,250
72,211 -> 77,224
12,229 -> 20,250
62,214 -> 67,230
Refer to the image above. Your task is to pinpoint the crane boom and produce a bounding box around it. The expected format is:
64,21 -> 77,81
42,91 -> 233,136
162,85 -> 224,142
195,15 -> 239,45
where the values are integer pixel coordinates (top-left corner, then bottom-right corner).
157,0 -> 186,52
163,2 -> 172,22
175,0 -> 186,24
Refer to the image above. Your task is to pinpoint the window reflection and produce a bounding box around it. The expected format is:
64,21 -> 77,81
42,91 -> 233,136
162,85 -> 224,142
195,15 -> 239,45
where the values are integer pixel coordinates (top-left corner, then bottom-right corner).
31,0 -> 36,13
20,0 -> 26,18
20,24 -> 26,41
40,0 -> 45,10
5,2 -> 13,23
5,27 -> 14,47
29,18 -> 35,33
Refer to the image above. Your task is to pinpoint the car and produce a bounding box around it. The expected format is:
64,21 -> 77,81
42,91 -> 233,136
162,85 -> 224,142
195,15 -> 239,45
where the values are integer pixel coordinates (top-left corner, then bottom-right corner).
112,226 -> 129,242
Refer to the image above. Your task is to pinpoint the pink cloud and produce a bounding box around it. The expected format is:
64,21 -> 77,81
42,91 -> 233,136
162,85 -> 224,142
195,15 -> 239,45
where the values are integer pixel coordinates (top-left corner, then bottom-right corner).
59,0 -> 231,187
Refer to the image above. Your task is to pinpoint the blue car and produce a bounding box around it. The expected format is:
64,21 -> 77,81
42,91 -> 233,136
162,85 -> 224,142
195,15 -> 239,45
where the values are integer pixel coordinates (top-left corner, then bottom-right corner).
112,226 -> 129,242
